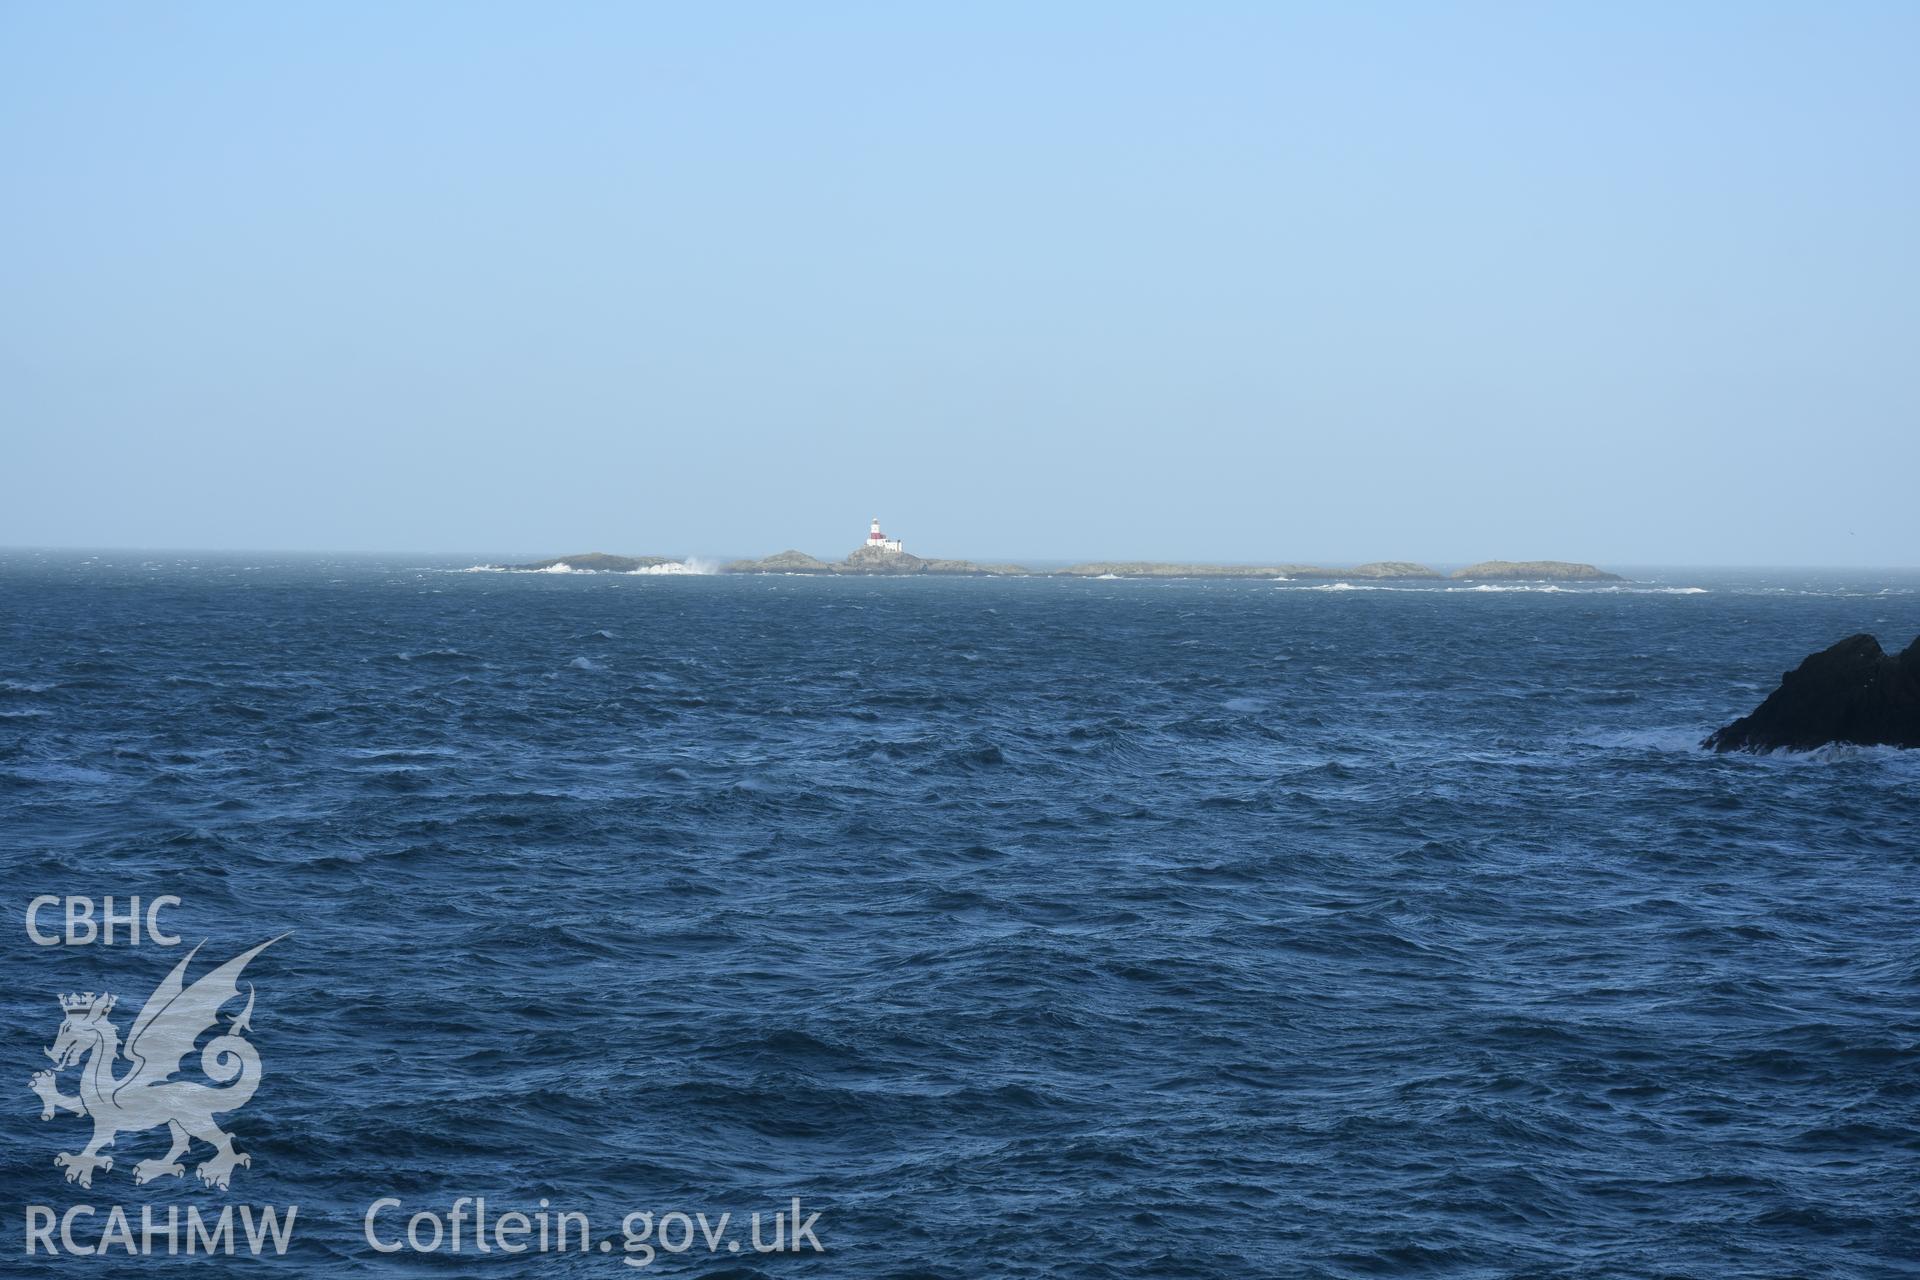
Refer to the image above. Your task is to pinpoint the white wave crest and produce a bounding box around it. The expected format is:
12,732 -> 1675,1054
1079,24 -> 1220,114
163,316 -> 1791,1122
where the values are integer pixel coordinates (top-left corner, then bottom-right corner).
628,557 -> 719,575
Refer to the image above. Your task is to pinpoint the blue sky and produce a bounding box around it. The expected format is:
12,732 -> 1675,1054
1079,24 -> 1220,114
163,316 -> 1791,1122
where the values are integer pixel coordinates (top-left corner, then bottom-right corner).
3,3 -> 1915,564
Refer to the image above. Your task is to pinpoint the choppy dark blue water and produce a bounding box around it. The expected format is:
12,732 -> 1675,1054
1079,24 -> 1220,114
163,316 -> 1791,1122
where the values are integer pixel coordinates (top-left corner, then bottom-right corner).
3,554 -> 1917,1277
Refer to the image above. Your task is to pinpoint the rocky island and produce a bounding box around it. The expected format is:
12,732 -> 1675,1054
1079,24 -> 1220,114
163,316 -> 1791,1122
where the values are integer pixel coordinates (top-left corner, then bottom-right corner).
725,544 -> 1026,576
1706,633 -> 1920,753
491,522 -> 1627,585
1449,561 -> 1623,581
493,553 -> 685,573
1053,561 -> 1441,579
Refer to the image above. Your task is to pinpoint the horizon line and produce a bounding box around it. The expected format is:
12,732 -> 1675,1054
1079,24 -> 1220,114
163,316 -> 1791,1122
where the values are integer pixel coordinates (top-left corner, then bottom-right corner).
3,544 -> 1919,573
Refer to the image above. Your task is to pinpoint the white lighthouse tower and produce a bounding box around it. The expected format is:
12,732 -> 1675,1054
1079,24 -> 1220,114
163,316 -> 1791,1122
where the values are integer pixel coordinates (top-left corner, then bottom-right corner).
866,517 -> 903,555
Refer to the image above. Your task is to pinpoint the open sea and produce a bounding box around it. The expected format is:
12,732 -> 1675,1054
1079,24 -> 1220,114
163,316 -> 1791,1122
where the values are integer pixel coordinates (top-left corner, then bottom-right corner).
2,553 -> 1917,1278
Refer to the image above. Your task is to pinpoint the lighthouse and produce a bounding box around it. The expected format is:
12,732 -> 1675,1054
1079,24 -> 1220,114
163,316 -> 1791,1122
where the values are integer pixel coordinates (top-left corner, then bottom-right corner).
866,517 -> 904,555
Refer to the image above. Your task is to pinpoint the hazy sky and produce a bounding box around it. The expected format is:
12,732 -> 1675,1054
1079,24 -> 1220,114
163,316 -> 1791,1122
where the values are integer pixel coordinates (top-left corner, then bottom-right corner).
3,3 -> 1915,565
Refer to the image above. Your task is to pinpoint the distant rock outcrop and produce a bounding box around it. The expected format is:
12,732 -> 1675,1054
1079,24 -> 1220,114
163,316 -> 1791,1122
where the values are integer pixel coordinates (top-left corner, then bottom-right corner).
838,546 -> 1025,575
1336,562 -> 1446,580
919,559 -> 1028,576
508,549 -> 1622,583
723,549 -> 836,574
841,545 -> 931,573
497,552 -> 676,573
1055,562 -> 1280,578
1705,634 -> 1920,753
1054,561 -> 1442,580
721,547 -> 1026,575
1451,560 -> 1623,582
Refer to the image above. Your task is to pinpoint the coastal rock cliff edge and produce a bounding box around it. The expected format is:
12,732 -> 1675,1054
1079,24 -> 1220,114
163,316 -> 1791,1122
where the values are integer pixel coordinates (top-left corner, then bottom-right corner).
1706,634 -> 1920,752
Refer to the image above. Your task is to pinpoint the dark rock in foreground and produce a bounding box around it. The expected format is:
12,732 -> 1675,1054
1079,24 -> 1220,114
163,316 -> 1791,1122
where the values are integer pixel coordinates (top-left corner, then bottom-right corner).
1706,634 -> 1920,753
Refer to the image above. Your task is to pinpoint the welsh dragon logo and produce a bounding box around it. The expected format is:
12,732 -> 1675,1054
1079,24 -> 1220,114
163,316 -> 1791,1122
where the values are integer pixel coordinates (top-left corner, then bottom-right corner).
28,937 -> 281,1190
